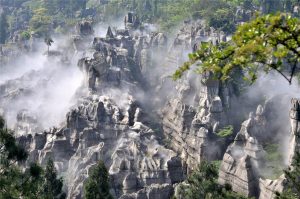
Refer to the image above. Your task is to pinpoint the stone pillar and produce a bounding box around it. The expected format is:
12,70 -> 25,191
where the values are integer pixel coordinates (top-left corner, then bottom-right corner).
0,45 -> 3,55
288,98 -> 300,164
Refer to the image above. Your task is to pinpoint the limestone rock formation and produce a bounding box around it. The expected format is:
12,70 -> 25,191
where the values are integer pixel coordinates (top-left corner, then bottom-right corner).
17,92 -> 184,198
161,72 -> 231,170
288,98 -> 300,163
2,11 -> 300,199
218,98 -> 299,198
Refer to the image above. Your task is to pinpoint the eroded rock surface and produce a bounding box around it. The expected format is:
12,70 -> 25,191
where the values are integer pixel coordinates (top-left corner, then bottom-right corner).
2,12 -> 299,199
218,98 -> 299,198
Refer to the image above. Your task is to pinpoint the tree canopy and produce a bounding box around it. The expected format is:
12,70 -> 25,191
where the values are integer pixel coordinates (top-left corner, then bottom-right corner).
174,13 -> 300,84
40,159 -> 66,199
0,116 -> 65,199
175,161 -> 248,199
84,160 -> 113,199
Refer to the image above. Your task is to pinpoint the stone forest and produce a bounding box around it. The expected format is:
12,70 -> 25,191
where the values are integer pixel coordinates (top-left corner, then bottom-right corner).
0,0 -> 300,199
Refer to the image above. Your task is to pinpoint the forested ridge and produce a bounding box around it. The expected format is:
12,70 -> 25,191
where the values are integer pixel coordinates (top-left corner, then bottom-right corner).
1,0 -> 300,42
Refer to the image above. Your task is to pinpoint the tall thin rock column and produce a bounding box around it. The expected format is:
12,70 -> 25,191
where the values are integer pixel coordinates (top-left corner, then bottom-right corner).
289,98 -> 300,164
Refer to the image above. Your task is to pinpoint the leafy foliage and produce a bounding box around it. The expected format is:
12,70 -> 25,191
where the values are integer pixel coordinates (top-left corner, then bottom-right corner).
174,13 -> 300,84
217,125 -> 234,137
20,31 -> 31,41
29,7 -> 52,37
0,116 -> 65,199
84,161 -> 113,199
2,0 -> 300,38
260,144 -> 285,180
0,116 -> 40,198
40,159 -> 66,199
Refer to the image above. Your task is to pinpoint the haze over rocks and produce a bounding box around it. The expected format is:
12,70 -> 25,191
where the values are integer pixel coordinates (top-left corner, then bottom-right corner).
0,12 -> 299,199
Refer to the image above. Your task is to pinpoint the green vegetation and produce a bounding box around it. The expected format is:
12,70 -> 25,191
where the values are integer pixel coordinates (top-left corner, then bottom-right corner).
84,160 -> 113,199
0,116 -> 65,199
0,0 -> 88,40
29,7 -> 52,37
261,144 -> 284,180
217,125 -> 234,137
94,0 -> 250,32
40,159 -> 66,199
174,13 -> 300,84
265,144 -> 282,162
94,0 -> 300,32
20,31 -> 31,41
175,161 -> 248,199
212,160 -> 222,169
1,0 -> 300,41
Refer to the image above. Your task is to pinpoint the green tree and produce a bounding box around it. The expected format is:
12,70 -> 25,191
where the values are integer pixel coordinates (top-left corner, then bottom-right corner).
42,0 -> 57,15
20,31 -> 31,41
176,161 -> 248,199
0,12 -> 9,44
0,116 -> 66,199
29,8 -> 52,37
44,36 -> 53,54
84,161 -> 113,199
174,13 -> 300,84
0,116 -> 43,199
40,159 -> 66,199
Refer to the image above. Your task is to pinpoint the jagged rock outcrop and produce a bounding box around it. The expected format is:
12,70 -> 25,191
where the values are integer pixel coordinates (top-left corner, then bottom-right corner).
218,104 -> 270,197
160,21 -> 236,171
16,92 -> 184,198
259,176 -> 286,199
218,98 -> 300,198
78,26 -> 169,92
8,16 -> 187,198
162,71 -> 231,169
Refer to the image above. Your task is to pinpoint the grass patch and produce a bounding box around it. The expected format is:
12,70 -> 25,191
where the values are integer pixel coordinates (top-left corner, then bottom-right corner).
217,125 -> 233,138
262,143 -> 285,180
212,160 -> 222,170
